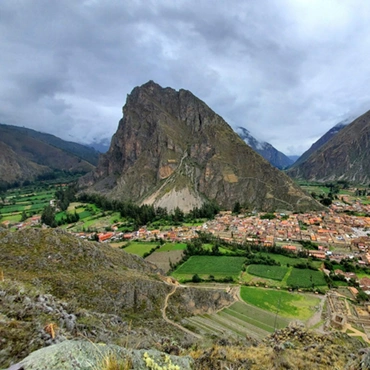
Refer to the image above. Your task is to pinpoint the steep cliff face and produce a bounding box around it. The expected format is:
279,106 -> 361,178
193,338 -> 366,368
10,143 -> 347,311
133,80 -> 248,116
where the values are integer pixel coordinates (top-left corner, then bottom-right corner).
81,81 -> 321,212
288,110 -> 370,183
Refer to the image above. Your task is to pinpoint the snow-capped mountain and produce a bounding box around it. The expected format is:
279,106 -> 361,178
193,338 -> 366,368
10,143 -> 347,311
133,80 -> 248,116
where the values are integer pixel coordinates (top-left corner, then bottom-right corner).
235,126 -> 293,169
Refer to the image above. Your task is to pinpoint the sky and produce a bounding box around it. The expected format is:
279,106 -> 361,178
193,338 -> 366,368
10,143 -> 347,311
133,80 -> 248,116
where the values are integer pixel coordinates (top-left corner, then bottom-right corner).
1,0 -> 370,156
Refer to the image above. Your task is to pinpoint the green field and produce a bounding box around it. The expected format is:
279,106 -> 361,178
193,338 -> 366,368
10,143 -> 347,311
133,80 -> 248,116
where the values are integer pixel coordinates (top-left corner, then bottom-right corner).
158,243 -> 187,251
286,268 -> 327,288
172,255 -> 245,278
247,264 -> 288,281
123,241 -> 159,257
240,286 -> 320,320
259,252 -> 322,269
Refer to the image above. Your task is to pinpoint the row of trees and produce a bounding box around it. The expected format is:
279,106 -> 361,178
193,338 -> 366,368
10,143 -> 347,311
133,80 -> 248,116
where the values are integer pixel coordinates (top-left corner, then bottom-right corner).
78,192 -> 220,227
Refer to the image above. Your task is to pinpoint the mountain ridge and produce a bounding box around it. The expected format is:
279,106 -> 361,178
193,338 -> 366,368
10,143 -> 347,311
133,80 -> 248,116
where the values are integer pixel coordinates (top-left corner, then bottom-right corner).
235,126 -> 293,169
291,117 -> 352,169
287,111 -> 370,182
0,123 -> 98,186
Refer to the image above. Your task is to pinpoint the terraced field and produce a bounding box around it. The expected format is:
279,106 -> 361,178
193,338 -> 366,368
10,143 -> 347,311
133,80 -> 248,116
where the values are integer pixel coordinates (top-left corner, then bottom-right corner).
183,301 -> 291,340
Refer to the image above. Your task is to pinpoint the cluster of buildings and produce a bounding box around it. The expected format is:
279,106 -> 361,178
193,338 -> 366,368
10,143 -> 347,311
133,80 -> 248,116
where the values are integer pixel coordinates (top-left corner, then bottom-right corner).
204,211 -> 370,248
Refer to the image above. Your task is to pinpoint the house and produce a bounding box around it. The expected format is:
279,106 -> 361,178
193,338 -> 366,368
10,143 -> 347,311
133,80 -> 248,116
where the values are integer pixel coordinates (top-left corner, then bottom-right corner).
282,245 -> 297,252
360,277 -> 370,291
308,250 -> 326,259
98,232 -> 114,242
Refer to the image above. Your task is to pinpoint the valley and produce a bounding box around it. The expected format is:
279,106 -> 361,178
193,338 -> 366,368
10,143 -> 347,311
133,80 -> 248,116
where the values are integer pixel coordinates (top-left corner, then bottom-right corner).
3,178 -> 370,356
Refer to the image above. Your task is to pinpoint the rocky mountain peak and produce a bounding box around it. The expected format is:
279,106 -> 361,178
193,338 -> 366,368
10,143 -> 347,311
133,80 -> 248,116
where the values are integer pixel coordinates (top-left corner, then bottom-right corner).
80,81 -> 322,212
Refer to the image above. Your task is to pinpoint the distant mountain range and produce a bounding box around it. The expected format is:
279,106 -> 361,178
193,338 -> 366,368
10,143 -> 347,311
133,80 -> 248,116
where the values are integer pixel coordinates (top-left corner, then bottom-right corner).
0,123 -> 98,187
80,81 -> 321,212
287,112 -> 370,183
235,127 -> 293,169
88,138 -> 110,153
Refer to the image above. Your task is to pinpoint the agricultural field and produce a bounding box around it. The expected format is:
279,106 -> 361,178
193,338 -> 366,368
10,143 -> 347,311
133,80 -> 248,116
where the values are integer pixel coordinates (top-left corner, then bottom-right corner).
259,252 -> 323,269
0,186 -> 56,225
171,256 -> 245,280
240,286 -> 321,320
286,268 -> 327,288
247,264 -> 289,281
145,242 -> 187,272
158,243 -> 187,251
121,241 -> 159,257
183,300 -> 291,340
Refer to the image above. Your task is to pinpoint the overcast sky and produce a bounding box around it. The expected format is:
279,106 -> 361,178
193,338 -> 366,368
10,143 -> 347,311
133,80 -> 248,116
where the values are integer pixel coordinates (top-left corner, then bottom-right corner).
1,0 -> 370,155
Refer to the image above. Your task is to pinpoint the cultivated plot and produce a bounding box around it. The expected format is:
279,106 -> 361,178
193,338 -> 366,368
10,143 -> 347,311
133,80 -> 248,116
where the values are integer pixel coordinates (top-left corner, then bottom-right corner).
172,255 -> 245,280
240,286 -> 321,320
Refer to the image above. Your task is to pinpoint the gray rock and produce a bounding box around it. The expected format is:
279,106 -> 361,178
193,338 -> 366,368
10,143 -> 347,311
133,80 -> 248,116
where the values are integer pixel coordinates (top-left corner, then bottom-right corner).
14,340 -> 194,370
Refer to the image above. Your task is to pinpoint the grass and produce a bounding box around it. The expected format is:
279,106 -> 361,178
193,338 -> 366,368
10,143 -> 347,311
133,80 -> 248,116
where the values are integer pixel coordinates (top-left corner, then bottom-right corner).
172,255 -> 245,279
158,243 -> 187,251
98,352 -> 131,370
286,268 -> 327,288
123,241 -> 159,257
259,252 -> 322,269
240,286 -> 321,320
247,265 -> 289,281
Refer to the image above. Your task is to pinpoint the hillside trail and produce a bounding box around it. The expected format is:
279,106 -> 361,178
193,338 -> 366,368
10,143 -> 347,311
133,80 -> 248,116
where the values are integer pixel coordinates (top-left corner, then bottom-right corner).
161,284 -> 202,339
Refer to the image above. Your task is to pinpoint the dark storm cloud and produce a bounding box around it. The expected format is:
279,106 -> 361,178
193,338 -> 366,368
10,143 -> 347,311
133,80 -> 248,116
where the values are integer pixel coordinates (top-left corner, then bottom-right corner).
1,0 -> 370,155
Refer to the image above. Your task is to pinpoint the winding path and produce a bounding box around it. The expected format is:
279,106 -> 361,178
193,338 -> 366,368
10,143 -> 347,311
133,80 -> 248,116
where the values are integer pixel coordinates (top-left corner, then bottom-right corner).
161,284 -> 202,339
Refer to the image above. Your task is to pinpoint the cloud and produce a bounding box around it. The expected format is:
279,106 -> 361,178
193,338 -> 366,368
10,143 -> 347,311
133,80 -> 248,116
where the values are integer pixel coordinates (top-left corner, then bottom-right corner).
1,0 -> 370,155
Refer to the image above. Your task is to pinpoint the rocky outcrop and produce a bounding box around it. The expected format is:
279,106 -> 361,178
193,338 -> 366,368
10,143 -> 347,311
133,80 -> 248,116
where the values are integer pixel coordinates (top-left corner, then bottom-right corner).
6,341 -> 194,370
288,111 -> 370,182
80,81 -> 322,212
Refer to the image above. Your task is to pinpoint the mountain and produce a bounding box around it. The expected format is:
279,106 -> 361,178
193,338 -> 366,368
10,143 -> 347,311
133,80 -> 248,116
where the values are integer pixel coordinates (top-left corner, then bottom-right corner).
287,111 -> 370,182
235,126 -> 293,169
291,117 -> 352,168
88,138 -> 110,153
80,81 -> 321,212
288,155 -> 300,164
0,123 -> 98,186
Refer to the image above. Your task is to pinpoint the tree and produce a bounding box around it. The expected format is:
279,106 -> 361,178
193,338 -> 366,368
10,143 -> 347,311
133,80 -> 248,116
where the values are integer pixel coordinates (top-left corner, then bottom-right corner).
20,210 -> 28,222
191,274 -> 202,283
232,201 -> 241,214
320,197 -> 332,206
41,205 -> 56,227
172,207 -> 184,223
357,290 -> 369,302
